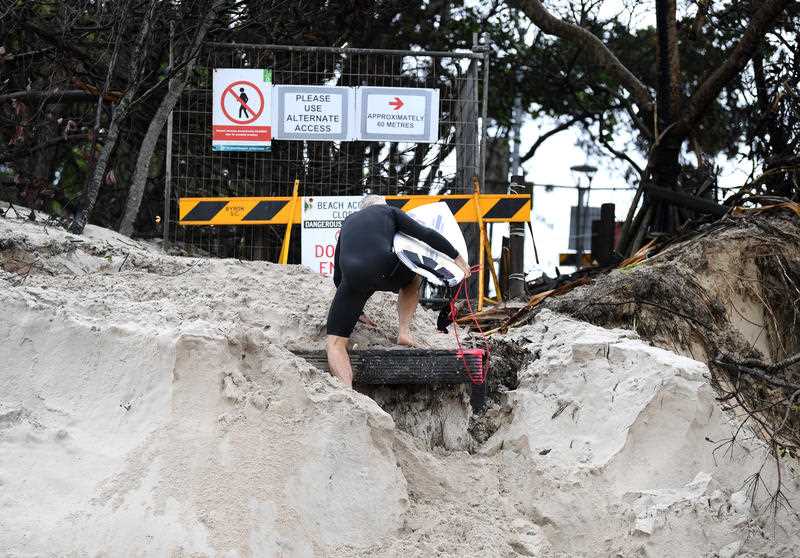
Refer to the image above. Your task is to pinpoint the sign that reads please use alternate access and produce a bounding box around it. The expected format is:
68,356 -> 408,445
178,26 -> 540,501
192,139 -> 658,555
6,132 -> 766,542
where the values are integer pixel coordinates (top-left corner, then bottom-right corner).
273,86 -> 355,141
301,196 -> 361,277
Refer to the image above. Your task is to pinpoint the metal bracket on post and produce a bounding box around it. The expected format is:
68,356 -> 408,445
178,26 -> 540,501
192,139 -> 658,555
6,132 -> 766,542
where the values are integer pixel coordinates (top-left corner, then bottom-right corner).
279,178 -> 300,264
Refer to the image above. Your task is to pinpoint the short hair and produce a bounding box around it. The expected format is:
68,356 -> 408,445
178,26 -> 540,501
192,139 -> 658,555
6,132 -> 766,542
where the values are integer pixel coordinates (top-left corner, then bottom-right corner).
359,194 -> 386,209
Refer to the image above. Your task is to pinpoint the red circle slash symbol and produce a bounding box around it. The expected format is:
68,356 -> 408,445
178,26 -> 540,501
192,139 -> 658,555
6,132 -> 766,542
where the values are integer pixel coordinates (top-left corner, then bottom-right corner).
221,80 -> 264,124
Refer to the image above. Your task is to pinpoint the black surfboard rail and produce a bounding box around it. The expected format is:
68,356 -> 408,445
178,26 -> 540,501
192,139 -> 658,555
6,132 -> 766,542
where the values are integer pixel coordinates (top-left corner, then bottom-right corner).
293,349 -> 488,412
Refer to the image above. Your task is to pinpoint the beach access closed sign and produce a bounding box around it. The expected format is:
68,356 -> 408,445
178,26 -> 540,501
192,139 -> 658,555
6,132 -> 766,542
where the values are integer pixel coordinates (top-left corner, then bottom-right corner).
356,86 -> 439,143
212,68 -> 272,152
273,86 -> 354,141
301,196 -> 361,276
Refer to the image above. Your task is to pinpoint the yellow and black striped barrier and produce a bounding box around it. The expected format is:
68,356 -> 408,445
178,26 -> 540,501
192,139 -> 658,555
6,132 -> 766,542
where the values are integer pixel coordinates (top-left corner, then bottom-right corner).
178,193 -> 531,225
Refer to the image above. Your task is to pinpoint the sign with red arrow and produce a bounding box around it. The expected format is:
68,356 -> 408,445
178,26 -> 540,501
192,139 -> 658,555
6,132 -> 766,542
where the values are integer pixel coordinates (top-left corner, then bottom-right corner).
356,87 -> 439,143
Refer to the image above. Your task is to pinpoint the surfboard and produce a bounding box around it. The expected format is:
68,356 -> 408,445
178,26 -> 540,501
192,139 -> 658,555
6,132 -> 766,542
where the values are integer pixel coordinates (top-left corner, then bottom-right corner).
393,202 -> 469,287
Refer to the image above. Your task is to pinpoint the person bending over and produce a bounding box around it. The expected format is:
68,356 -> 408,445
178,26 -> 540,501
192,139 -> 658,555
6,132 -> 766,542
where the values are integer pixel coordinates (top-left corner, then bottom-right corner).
326,195 -> 470,387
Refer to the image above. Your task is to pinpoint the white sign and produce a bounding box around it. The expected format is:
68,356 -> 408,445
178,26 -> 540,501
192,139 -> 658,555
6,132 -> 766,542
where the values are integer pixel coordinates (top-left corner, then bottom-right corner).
273,86 -> 355,141
356,87 -> 439,143
212,68 -> 272,152
301,196 -> 362,277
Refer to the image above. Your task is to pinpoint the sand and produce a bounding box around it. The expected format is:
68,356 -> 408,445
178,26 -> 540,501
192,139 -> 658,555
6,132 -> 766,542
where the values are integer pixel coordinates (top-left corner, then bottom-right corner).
1,212 -> 799,557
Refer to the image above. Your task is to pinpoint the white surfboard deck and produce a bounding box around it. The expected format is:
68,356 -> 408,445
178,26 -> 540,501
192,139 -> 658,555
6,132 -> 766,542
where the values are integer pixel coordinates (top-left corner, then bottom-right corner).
393,202 -> 469,287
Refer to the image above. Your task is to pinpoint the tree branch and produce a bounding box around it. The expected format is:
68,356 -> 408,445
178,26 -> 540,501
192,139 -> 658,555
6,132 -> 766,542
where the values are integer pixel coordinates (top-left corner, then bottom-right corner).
512,0 -> 654,114
593,128 -> 644,176
0,90 -> 115,105
715,352 -> 800,392
677,0 -> 791,137
1,133 -> 91,163
520,115 -> 587,163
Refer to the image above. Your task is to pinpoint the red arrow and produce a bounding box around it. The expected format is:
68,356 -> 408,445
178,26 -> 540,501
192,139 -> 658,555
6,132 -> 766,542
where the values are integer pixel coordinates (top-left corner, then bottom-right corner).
389,97 -> 404,110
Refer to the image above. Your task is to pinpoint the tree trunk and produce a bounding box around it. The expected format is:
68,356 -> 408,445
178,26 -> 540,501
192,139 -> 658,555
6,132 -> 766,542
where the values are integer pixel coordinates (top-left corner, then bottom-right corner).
455,59 -> 478,193
69,0 -> 158,234
117,81 -> 185,236
118,0 -> 221,236
68,94 -> 132,234
651,0 -> 682,233
752,49 -> 791,197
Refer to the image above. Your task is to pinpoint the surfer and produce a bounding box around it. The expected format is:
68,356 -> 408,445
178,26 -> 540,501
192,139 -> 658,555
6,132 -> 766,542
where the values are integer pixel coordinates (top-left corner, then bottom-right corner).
326,194 -> 471,387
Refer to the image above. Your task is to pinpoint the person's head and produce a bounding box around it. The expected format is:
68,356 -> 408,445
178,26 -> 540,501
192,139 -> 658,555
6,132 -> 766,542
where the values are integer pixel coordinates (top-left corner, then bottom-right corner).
239,87 -> 244,93
359,194 -> 386,210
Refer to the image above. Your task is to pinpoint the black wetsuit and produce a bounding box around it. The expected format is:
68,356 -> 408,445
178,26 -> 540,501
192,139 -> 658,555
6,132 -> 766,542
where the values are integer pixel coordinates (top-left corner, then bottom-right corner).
326,204 -> 459,337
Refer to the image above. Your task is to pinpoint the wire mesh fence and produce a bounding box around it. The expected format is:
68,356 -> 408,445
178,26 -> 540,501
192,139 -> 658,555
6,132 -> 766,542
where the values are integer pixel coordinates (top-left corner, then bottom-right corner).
166,43 -> 489,261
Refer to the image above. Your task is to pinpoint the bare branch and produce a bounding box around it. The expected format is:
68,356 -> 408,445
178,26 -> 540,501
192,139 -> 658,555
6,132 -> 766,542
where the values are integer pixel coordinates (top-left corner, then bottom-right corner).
520,115 -> 587,163
1,133 -> 91,163
512,0 -> 654,114
677,0 -> 792,137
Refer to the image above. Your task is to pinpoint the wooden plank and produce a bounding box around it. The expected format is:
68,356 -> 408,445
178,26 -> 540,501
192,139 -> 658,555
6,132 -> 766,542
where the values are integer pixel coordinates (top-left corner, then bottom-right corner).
644,185 -> 727,216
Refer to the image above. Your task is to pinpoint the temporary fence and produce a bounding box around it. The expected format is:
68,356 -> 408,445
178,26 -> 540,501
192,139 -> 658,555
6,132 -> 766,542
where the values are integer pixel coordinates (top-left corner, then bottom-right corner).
165,42 -> 490,261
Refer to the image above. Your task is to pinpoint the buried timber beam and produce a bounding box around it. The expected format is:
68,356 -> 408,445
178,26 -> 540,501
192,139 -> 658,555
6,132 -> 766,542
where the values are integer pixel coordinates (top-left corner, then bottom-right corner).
644,184 -> 727,216
293,349 -> 488,412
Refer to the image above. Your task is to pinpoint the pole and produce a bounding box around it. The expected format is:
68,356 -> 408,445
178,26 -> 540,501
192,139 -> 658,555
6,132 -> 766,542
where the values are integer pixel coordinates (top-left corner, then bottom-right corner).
279,178 -> 300,264
508,68 -> 526,299
575,185 -> 586,270
162,21 -> 174,245
508,177 -> 528,298
479,44 -> 490,191
510,68 -> 522,177
472,177 -> 485,311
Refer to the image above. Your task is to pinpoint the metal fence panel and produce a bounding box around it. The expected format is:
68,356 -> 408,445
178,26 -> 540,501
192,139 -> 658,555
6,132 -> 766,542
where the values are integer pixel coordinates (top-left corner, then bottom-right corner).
166,43 -> 488,261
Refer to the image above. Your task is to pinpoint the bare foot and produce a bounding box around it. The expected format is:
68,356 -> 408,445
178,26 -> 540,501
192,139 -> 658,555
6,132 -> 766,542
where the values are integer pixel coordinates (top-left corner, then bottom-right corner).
397,332 -> 416,347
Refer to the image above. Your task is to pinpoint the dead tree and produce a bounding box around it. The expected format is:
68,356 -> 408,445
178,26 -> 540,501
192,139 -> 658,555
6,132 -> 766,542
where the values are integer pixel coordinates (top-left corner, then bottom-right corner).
69,0 -> 160,234
512,0 -> 793,255
118,0 -> 224,237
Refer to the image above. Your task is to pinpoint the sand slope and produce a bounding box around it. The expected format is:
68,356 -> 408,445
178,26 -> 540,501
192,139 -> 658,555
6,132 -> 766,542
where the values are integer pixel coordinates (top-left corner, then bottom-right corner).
1,215 -> 799,557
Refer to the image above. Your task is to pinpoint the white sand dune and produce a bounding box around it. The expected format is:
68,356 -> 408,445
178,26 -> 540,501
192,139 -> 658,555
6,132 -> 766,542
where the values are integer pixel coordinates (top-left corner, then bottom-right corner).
1,214 -> 798,557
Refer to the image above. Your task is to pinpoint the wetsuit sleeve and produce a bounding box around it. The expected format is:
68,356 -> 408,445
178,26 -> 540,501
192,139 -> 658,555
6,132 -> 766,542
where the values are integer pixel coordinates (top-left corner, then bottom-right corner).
333,235 -> 342,287
391,207 -> 460,259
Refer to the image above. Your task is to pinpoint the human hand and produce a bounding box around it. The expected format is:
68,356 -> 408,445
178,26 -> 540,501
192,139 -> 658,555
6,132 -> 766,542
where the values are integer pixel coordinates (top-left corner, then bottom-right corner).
454,255 -> 471,278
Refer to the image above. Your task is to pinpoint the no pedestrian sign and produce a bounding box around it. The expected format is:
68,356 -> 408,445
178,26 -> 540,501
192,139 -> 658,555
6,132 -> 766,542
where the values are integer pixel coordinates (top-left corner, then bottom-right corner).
212,69 -> 273,152
356,86 -> 439,143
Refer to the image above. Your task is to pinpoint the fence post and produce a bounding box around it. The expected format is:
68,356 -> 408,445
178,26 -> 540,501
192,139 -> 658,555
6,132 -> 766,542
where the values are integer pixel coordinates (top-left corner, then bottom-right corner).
162,21 -> 174,245
471,177 -> 485,311
509,176 -> 530,299
479,41 -> 490,193
592,203 -> 616,267
279,178 -> 300,264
